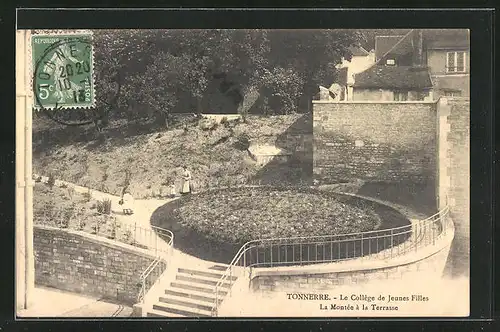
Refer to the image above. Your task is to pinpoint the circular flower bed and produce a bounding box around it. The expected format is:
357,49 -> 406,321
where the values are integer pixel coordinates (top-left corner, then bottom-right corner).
173,186 -> 383,245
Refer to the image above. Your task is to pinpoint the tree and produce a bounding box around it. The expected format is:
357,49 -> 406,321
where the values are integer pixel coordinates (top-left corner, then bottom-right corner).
38,29 -> 363,129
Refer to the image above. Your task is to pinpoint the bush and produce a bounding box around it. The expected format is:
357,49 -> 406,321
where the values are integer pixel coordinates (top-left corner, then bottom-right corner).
99,183 -> 109,193
77,218 -> 86,231
67,186 -> 76,200
57,205 -> 74,229
220,116 -> 229,127
108,219 -> 118,239
82,188 -> 92,202
47,173 -> 56,188
235,133 -> 251,151
123,229 -> 133,244
91,220 -> 100,234
97,198 -> 112,215
199,118 -> 218,131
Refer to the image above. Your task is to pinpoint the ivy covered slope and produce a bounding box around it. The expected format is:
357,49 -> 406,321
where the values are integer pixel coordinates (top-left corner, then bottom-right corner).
173,187 -> 383,244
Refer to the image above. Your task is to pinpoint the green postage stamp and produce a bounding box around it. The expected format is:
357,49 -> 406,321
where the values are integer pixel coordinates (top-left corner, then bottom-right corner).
32,33 -> 95,109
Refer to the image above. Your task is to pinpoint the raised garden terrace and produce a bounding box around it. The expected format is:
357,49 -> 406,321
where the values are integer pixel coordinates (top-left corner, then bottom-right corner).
150,186 -> 411,264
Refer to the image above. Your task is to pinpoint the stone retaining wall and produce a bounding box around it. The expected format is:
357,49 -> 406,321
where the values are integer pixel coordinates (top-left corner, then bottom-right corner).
313,101 -> 437,184
34,225 -> 165,305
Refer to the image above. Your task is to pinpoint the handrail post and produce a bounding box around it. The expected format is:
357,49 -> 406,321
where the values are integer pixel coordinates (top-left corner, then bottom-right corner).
214,286 -> 218,317
134,222 -> 137,246
360,233 -> 363,259
432,220 -> 436,246
270,244 -> 273,267
415,222 -> 418,252
142,278 -> 146,304
229,267 -> 232,296
442,212 -> 447,236
390,229 -> 394,258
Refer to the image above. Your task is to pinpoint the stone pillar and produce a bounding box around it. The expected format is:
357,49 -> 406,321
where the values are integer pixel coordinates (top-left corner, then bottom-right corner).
439,97 -> 470,278
16,29 -> 35,311
436,97 -> 451,211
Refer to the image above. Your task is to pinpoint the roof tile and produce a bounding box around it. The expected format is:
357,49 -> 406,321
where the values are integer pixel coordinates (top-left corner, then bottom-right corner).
353,65 -> 433,90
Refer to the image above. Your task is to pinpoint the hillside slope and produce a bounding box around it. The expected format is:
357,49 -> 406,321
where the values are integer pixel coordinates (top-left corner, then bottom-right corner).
33,114 -> 312,199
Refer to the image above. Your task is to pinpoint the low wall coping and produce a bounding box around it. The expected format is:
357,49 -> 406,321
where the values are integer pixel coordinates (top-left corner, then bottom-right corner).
251,219 -> 454,279
35,224 -> 158,259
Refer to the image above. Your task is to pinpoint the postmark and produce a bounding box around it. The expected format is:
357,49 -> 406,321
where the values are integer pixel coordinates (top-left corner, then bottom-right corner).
32,32 -> 95,109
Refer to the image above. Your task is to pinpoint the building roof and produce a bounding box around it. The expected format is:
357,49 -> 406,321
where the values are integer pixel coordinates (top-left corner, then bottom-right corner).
375,30 -> 416,65
374,35 -> 404,61
348,45 -> 370,57
353,65 -> 433,90
423,29 -> 469,49
375,29 -> 469,60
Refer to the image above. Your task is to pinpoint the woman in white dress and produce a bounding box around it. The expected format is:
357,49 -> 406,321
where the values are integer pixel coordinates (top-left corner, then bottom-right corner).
180,166 -> 192,195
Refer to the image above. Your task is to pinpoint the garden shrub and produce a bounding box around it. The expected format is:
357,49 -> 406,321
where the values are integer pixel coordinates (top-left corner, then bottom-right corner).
47,173 -> 56,188
123,229 -> 133,244
55,204 -> 74,229
66,186 -> 76,200
82,188 -> 92,202
97,198 -> 112,215
220,116 -> 229,127
77,218 -> 86,231
91,220 -> 100,235
108,219 -> 118,239
235,133 -> 251,151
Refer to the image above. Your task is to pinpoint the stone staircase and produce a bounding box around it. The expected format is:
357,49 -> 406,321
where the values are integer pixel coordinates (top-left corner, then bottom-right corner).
146,264 -> 238,317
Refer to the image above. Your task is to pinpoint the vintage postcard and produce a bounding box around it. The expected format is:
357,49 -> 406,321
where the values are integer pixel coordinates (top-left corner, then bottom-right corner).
16,27 -> 470,318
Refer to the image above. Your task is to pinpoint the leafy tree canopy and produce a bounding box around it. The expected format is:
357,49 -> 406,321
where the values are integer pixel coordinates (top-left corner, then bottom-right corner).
39,29 -> 364,128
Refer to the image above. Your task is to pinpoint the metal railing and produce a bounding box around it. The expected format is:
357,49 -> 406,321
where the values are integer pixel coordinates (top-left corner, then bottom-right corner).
136,256 -> 168,303
136,226 -> 174,304
34,207 -> 174,256
211,205 -> 450,316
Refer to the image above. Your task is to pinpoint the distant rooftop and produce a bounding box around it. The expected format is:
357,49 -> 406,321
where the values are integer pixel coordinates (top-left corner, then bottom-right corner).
353,65 -> 433,90
375,35 -> 404,61
423,29 -> 469,49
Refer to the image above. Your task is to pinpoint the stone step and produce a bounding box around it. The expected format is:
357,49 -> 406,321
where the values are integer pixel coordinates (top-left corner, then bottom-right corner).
159,296 -> 214,312
175,274 -> 233,288
207,264 -> 229,271
178,268 -> 238,281
170,282 -> 228,296
153,302 -> 212,317
146,308 -> 186,318
165,289 -> 222,304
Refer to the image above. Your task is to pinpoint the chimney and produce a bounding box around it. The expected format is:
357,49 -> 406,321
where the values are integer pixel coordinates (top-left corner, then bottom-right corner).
412,29 -> 424,67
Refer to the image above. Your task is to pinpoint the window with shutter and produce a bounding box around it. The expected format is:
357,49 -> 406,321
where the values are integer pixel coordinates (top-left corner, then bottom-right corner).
446,51 -> 467,73
394,90 -> 408,101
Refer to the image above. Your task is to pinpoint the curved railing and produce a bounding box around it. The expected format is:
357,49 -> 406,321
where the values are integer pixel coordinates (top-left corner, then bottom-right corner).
211,205 -> 451,316
137,226 -> 174,304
